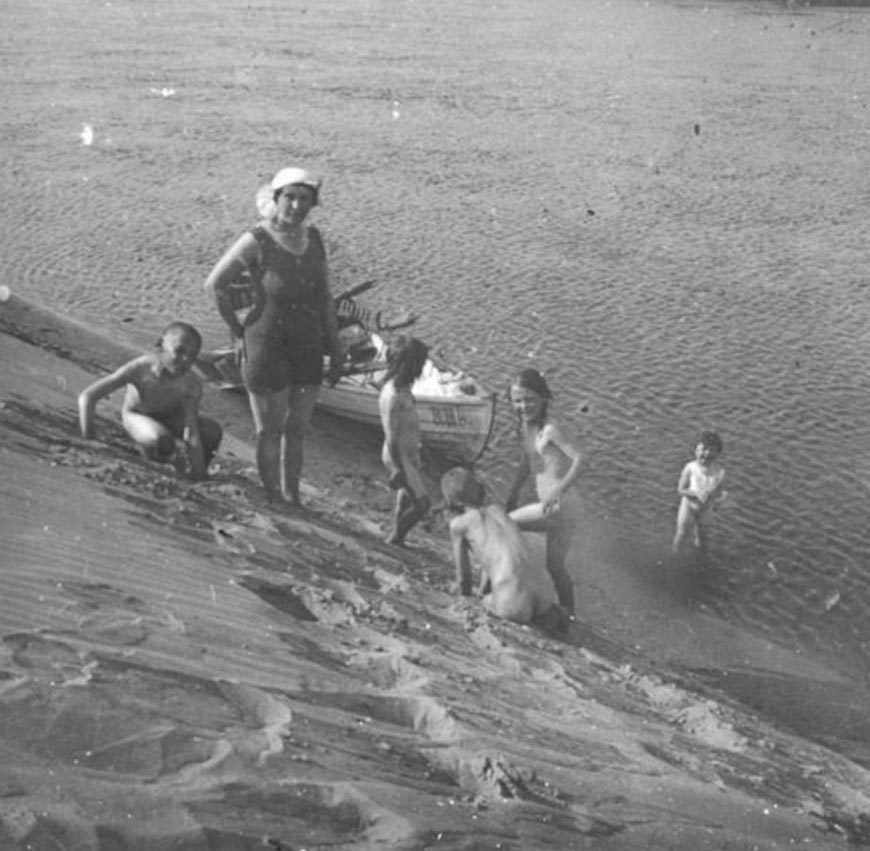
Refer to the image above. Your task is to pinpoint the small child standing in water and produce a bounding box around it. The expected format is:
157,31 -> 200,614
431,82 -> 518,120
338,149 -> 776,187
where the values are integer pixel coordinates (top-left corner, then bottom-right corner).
78,321 -> 222,480
671,431 -> 726,562
378,335 -> 431,545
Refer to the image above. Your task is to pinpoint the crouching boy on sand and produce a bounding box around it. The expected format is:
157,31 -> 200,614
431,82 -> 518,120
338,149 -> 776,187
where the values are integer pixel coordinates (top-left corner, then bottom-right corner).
442,467 -> 570,635
78,321 -> 222,480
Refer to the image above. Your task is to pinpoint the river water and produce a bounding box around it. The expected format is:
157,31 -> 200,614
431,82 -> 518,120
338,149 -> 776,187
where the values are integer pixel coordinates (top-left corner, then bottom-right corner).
3,0 -> 870,711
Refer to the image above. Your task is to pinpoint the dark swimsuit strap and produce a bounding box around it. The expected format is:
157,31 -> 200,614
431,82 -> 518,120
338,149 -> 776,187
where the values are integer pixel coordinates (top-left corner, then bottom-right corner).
250,224 -> 324,261
250,223 -> 272,259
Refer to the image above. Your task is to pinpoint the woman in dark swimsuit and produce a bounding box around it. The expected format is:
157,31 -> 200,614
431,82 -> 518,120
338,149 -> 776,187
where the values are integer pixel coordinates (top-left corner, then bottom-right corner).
205,167 -> 342,506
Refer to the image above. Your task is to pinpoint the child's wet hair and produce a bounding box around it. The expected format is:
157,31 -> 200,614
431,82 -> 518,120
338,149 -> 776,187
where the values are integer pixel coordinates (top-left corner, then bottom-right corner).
441,466 -> 485,509
158,321 -> 202,352
514,368 -> 552,400
508,367 -> 552,421
385,335 -> 428,384
699,430 -> 723,454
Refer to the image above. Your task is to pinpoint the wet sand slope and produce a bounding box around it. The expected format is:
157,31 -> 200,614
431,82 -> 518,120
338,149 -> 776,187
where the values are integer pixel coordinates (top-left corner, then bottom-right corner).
2,312 -> 870,848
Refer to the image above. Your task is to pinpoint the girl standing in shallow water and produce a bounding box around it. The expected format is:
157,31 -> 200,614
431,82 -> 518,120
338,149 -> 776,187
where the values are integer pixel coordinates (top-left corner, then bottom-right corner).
671,431 -> 725,564
505,368 -> 583,616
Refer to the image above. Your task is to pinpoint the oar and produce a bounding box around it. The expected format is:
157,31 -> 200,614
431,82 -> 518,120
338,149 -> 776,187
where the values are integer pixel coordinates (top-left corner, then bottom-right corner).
377,313 -> 417,332
340,361 -> 387,376
334,279 -> 376,306
325,359 -> 388,388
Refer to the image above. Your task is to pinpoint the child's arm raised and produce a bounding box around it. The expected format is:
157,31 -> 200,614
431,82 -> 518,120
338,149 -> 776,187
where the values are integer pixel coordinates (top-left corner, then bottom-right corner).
78,359 -> 143,440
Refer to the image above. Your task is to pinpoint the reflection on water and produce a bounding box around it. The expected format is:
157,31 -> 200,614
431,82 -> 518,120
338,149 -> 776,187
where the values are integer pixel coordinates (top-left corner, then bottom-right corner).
3,0 -> 870,684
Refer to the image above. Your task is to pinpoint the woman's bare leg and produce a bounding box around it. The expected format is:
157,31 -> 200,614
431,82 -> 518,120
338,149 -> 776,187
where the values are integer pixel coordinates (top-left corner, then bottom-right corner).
247,388 -> 288,502
281,384 -> 319,505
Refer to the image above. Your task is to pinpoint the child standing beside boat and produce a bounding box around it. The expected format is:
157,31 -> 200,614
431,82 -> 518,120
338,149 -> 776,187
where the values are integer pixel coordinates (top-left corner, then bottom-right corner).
78,321 -> 222,480
505,368 -> 583,617
379,335 -> 431,545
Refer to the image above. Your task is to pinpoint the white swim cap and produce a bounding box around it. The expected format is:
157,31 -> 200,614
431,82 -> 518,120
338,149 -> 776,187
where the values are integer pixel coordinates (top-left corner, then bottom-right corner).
270,167 -> 321,204
256,167 -> 322,218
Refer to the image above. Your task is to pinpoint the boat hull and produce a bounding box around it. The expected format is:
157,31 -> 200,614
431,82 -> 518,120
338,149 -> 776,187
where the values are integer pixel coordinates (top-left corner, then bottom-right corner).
197,349 -> 497,464
318,378 -> 497,463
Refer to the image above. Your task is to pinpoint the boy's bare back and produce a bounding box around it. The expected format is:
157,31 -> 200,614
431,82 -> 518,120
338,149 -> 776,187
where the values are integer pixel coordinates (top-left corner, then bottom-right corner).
450,504 -> 558,623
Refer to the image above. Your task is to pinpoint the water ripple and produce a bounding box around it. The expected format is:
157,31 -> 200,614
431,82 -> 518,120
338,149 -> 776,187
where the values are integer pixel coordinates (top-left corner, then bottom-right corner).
4,0 -> 870,683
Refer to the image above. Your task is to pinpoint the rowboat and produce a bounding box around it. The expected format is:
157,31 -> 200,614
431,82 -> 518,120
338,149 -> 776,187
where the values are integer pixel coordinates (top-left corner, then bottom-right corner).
198,284 -> 497,464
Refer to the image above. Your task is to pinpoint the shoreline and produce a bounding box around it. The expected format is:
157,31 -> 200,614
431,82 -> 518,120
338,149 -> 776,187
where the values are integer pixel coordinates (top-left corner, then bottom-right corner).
2,295 -> 870,848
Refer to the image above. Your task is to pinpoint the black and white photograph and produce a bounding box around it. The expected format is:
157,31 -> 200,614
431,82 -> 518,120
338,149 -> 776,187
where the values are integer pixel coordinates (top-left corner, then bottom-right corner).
2,0 -> 870,847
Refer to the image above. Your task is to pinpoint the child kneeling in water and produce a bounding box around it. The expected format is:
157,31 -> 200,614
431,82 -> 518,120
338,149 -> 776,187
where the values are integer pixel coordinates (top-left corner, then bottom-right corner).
78,321 -> 222,480
443,467 -> 569,634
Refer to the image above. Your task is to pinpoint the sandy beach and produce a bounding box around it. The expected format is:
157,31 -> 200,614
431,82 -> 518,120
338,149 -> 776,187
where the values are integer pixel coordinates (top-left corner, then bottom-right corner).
4,0 -> 870,844
2,298 -> 870,849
